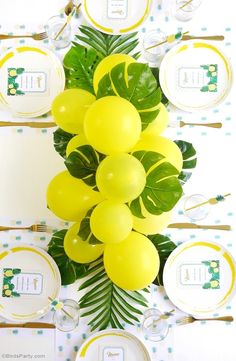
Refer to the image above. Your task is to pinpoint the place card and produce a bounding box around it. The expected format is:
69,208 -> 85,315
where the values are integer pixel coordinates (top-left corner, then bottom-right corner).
179,260 -> 220,289
8,68 -> 48,96
99,345 -> 126,361
2,268 -> 43,298
107,0 -> 128,19
178,64 -> 218,92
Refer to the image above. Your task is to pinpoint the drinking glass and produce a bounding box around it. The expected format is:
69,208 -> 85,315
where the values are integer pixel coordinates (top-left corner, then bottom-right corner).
143,30 -> 167,64
142,308 -> 169,342
183,194 -> 210,221
53,299 -> 80,332
174,0 -> 202,21
46,15 -> 72,49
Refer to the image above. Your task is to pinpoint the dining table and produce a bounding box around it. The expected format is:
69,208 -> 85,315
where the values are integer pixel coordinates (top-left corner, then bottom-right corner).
0,0 -> 235,360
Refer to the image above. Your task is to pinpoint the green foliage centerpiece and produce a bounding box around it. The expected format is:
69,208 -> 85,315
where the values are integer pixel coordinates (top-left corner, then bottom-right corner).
47,26 -> 197,331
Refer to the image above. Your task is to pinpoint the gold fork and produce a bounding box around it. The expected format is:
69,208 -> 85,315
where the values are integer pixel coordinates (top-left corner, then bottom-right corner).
179,315 -> 234,325
180,121 -> 222,128
0,32 -> 48,41
0,224 -> 48,232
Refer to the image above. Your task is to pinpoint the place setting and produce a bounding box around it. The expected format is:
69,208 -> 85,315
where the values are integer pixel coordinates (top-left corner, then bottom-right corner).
0,0 -> 235,361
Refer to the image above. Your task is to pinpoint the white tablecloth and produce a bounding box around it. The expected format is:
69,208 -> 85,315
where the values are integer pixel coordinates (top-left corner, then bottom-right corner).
0,0 -> 235,360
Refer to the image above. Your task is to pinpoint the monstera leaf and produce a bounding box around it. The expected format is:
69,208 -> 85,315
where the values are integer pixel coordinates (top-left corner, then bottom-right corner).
47,230 -> 89,285
64,44 -> 99,94
130,151 -> 183,218
78,207 -> 102,245
53,128 -> 74,159
174,140 -> 197,185
148,234 -> 177,285
64,145 -> 105,188
78,259 -> 148,331
97,62 -> 162,130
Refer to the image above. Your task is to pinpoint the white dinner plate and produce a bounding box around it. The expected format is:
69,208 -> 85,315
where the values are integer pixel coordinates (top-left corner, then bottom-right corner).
81,0 -> 152,35
0,45 -> 65,117
163,240 -> 236,316
76,329 -> 151,360
0,245 -> 61,321
159,41 -> 232,112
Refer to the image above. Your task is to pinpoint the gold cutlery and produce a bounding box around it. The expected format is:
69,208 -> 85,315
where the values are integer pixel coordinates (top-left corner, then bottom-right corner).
0,121 -> 56,128
168,223 -> 231,231
0,322 -> 55,329
185,193 -> 231,212
180,121 -> 222,128
0,224 -> 48,232
65,0 -> 74,15
182,35 -> 224,41
179,315 -> 233,325
0,31 -> 48,41
55,3 -> 81,40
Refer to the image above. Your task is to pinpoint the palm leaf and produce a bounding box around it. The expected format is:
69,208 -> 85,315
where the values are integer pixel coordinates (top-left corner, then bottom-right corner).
75,25 -> 140,59
148,234 -> 177,285
78,260 -> 148,331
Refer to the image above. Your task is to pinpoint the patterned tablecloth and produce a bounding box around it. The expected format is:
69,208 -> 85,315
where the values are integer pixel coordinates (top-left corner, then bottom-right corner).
0,0 -> 235,360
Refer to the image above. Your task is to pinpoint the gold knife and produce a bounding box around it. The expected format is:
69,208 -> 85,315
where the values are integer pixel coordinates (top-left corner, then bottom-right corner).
0,121 -> 57,128
0,322 -> 55,328
168,223 -> 231,231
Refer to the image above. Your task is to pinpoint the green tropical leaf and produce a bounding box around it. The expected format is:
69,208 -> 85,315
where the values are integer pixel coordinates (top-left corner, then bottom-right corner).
130,151 -> 183,218
64,145 -> 105,188
150,67 -> 169,105
78,260 -> 148,331
78,207 -> 102,245
76,25 -> 140,59
47,230 -> 89,286
174,140 -> 197,185
53,128 -> 74,159
64,43 -> 100,94
97,62 -> 162,130
148,234 -> 177,286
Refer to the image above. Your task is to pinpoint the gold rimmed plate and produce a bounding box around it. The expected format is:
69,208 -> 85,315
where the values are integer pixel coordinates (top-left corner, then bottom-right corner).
163,240 -> 236,316
0,45 -> 65,117
0,245 -> 61,321
159,41 -> 232,112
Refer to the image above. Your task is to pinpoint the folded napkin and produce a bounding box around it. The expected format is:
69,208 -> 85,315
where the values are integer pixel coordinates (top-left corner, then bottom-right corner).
172,322 -> 236,361
0,133 -> 64,220
0,323 -> 56,361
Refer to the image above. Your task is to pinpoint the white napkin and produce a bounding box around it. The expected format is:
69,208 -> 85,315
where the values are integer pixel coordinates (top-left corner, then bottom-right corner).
172,322 -> 236,361
0,132 -> 64,220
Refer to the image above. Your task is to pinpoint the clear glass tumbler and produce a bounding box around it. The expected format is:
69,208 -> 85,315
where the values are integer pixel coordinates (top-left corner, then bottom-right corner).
183,194 -> 210,221
142,308 -> 169,342
46,15 -> 72,49
53,299 -> 80,332
174,0 -> 202,22
143,30 -> 167,64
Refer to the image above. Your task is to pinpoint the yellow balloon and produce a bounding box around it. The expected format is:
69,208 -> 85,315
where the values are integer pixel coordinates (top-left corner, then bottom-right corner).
52,89 -> 96,134
133,208 -> 172,235
84,96 -> 141,155
64,222 -> 105,263
46,171 -> 104,221
133,134 -> 183,172
66,133 -> 88,157
93,54 -> 135,93
142,103 -> 169,136
104,231 -> 160,290
96,153 -> 146,203
90,200 -> 133,244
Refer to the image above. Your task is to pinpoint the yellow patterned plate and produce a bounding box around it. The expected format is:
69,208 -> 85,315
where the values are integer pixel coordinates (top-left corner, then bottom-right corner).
81,0 -> 152,35
0,46 -> 65,117
163,240 -> 236,316
0,245 -> 61,321
76,329 -> 151,360
159,41 -> 232,112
